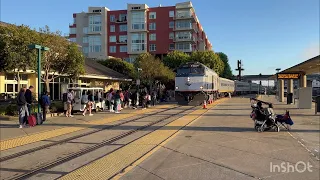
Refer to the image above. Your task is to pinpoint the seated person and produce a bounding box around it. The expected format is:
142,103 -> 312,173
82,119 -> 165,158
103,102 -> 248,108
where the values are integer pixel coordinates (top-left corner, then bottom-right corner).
276,111 -> 294,130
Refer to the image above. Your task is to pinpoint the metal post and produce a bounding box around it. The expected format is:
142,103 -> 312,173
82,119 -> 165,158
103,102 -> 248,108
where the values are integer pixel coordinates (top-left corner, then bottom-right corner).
37,48 -> 41,113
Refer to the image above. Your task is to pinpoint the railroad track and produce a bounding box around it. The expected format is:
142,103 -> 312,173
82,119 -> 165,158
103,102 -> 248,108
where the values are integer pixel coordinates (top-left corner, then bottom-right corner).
5,105 -> 197,180
0,105 -> 182,162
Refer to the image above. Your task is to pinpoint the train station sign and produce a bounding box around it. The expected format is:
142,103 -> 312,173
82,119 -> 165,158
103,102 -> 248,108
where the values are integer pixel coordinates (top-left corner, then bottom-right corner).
277,73 -> 300,79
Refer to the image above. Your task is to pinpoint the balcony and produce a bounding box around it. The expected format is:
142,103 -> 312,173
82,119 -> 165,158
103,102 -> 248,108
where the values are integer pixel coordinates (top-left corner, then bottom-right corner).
174,26 -> 197,32
176,3 -> 193,9
175,48 -> 193,53
116,40 -> 127,44
174,36 -> 196,43
115,19 -> 127,24
174,15 -> 196,22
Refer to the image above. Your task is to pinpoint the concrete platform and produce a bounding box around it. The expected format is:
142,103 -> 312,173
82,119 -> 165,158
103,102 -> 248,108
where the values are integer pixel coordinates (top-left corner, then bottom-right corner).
118,97 -> 320,180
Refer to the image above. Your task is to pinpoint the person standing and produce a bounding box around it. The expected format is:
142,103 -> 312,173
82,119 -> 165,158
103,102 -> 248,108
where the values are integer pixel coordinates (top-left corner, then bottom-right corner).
120,90 -> 124,110
151,90 -> 157,106
25,86 -> 34,115
41,91 -> 51,122
17,87 -> 28,128
83,91 -> 93,116
108,89 -> 114,112
66,89 -> 74,117
114,90 -> 121,113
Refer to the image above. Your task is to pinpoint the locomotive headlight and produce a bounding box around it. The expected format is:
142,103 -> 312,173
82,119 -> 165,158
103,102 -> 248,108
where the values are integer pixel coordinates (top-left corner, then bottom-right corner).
187,77 -> 190,82
176,86 -> 179,89
200,86 -> 203,89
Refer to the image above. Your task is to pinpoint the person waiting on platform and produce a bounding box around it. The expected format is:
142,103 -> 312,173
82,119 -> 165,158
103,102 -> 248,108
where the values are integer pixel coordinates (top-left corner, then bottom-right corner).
83,91 -> 93,116
41,91 -> 51,122
114,90 -> 121,113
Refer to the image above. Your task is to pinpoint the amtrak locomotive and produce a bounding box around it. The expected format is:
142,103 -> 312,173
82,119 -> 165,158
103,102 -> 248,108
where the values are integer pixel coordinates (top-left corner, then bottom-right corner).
175,62 -> 262,105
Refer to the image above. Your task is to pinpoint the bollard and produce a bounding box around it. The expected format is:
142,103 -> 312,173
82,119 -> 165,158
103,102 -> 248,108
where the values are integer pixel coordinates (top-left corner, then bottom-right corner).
203,100 -> 207,109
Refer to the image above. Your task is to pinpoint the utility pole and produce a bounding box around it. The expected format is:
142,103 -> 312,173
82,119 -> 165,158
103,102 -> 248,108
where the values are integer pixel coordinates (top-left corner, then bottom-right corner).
235,60 -> 244,81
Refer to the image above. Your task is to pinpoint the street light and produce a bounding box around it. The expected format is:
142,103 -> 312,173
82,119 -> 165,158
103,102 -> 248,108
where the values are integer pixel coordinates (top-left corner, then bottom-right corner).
28,44 -> 50,113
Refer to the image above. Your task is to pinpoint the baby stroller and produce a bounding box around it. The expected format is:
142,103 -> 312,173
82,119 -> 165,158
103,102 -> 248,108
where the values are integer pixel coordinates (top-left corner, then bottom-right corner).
251,106 -> 280,132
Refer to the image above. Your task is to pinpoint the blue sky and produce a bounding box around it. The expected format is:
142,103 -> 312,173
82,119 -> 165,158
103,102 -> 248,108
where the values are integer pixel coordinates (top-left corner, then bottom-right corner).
1,0 -> 319,76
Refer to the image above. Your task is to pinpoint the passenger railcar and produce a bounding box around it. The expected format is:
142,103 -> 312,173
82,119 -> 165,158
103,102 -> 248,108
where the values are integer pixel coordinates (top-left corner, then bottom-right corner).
175,62 -> 261,105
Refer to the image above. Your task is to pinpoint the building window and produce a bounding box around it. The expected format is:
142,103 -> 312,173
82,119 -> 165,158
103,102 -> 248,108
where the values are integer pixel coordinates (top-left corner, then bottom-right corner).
109,35 -> 116,42
69,28 -> 76,34
149,23 -> 156,30
83,27 -> 88,34
109,46 -> 116,53
88,36 -> 101,52
175,20 -> 192,29
120,45 -> 127,52
119,14 -> 127,21
169,11 -> 175,17
120,24 -> 127,32
175,31 -> 192,40
131,33 -> 145,52
89,15 -> 102,32
169,21 -> 174,28
131,11 -> 145,30
83,37 -> 88,43
175,43 -> 192,51
169,43 -> 175,50
110,15 -> 115,22
119,35 -> 127,43
149,44 -> 156,51
83,47 -> 89,56
149,12 -> 156,19
69,38 -> 76,42
149,33 -> 156,41
169,32 -> 174,39
110,25 -> 115,32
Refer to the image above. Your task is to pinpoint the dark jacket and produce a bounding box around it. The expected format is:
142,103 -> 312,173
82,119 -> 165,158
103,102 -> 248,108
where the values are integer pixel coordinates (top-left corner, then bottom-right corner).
17,92 -> 27,106
41,95 -> 51,107
25,89 -> 32,104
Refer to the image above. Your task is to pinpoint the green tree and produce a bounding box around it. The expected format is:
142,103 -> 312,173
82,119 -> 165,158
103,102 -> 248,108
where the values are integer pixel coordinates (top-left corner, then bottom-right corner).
189,50 -> 224,75
36,26 -> 85,92
0,24 -> 38,91
134,53 -> 175,87
163,51 -> 190,70
98,58 -> 136,78
216,52 -> 233,79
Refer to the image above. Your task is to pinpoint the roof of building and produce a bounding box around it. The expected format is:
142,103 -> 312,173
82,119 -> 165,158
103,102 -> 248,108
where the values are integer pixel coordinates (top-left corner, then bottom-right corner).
84,59 -> 132,81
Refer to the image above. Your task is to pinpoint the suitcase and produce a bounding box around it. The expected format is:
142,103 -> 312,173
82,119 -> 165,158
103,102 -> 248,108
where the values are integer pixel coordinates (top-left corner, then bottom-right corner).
35,112 -> 43,125
28,115 -> 36,127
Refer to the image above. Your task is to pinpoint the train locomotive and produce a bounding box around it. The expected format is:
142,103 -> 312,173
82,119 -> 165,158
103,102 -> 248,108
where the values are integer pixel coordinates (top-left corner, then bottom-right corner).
175,62 -> 262,105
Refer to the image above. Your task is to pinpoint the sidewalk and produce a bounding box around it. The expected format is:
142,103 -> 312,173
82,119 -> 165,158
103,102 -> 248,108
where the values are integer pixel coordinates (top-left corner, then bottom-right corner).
259,95 -> 320,160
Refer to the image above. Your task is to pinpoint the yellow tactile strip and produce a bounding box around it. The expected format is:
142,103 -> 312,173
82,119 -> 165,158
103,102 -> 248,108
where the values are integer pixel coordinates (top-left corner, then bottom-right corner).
58,99 -> 226,180
0,105 -> 174,151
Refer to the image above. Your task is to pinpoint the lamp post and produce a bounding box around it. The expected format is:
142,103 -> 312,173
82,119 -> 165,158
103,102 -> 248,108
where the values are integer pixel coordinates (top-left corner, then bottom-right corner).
28,44 -> 49,113
275,68 -> 281,99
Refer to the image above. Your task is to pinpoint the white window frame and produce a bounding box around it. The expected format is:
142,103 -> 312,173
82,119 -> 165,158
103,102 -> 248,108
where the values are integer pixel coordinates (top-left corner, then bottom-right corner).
89,15 -> 102,32
83,37 -> 88,43
110,25 -> 115,32
109,35 -> 116,42
169,32 -> 174,39
149,44 -> 156,51
149,23 -> 156,30
120,45 -> 127,52
169,43 -> 175,50
69,28 -> 76,34
119,24 -> 127,32
109,46 -> 116,53
169,11 -> 175,17
149,12 -> 156,19
88,36 -> 102,52
83,27 -> 88,34
131,33 -> 145,52
110,15 -> 115,22
169,21 -> 174,28
131,11 -> 145,30
149,33 -> 156,41
69,38 -> 76,42
119,35 -> 127,43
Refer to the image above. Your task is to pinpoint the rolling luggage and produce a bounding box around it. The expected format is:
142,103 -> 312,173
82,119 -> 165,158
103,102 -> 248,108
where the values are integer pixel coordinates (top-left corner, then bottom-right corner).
28,115 -> 36,127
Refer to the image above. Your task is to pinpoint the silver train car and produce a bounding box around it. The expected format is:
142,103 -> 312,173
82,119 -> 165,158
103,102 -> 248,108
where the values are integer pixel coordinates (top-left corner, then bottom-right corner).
175,62 -> 262,105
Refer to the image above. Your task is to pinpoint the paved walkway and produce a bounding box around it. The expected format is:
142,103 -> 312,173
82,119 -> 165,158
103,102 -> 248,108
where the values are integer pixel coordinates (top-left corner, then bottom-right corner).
118,97 -> 320,180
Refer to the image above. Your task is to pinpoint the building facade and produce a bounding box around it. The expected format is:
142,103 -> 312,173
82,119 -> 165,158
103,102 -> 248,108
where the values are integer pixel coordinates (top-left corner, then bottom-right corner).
69,1 -> 213,62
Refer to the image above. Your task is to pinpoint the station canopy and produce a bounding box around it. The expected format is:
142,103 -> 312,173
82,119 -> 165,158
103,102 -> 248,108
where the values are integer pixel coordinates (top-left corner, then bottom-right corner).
270,55 -> 320,79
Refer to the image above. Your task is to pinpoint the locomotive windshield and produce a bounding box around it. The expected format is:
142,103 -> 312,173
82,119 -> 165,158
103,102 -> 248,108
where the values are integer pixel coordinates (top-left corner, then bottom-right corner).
176,64 -> 204,76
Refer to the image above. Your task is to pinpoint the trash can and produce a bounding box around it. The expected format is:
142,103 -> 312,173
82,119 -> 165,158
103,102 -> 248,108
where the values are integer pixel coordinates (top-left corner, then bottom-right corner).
316,96 -> 320,114
287,93 -> 293,104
